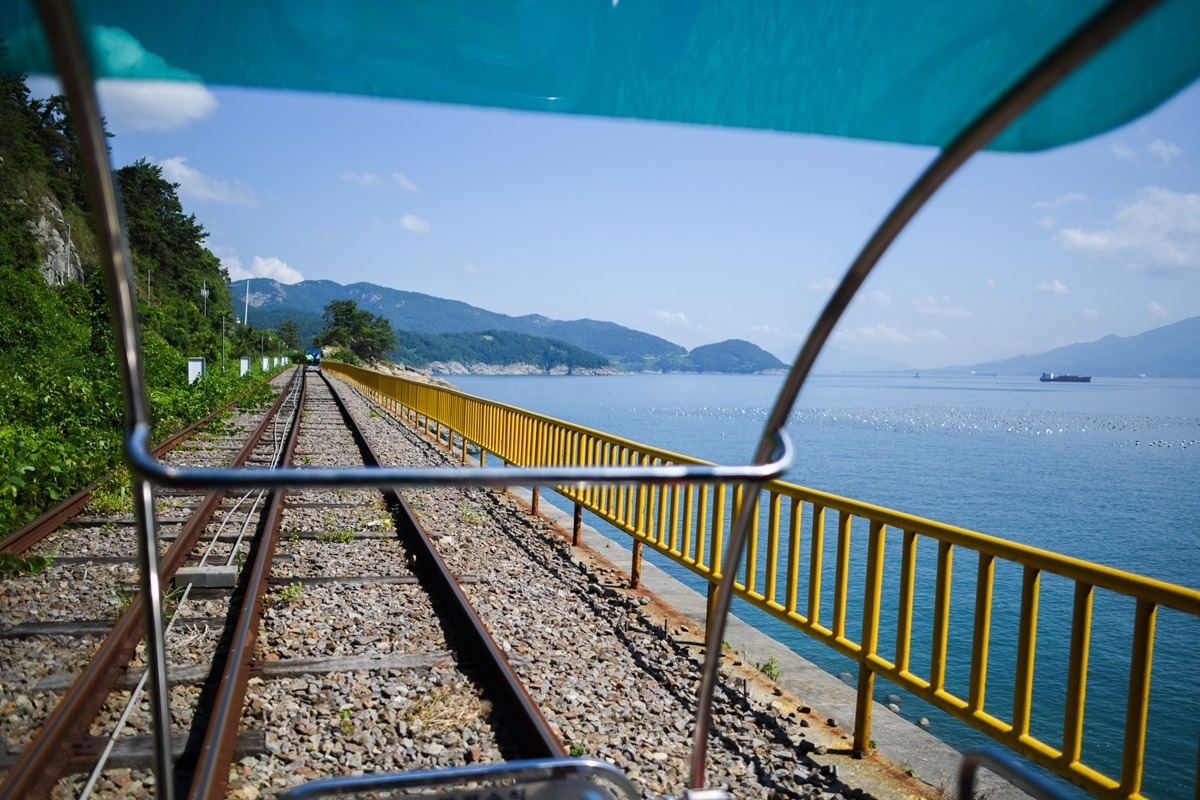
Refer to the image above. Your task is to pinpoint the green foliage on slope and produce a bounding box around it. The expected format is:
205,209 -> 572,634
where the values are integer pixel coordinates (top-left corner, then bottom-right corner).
391,329 -> 610,371
0,71 -> 287,532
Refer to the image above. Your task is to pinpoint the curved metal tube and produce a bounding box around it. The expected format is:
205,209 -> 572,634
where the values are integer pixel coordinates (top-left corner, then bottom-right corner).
959,749 -> 1076,800
279,758 -> 640,800
125,423 -> 793,488
687,0 -> 1162,788
32,0 -> 177,796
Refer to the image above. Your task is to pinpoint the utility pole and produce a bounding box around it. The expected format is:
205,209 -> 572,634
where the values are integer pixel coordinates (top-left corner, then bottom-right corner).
244,279 -> 250,328
147,268 -> 151,304
221,316 -> 226,373
201,279 -> 208,317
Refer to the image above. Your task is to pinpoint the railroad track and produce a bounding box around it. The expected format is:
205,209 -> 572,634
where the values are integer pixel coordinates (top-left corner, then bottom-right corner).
2,367 -> 876,800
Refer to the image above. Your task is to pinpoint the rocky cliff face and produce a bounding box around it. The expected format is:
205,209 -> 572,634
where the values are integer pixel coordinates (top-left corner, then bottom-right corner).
31,196 -> 83,286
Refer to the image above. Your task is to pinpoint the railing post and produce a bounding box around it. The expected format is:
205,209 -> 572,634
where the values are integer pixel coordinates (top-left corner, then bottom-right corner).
706,581 -> 719,643
531,486 -> 539,515
573,502 -> 582,546
854,520 -> 887,755
631,541 -> 642,589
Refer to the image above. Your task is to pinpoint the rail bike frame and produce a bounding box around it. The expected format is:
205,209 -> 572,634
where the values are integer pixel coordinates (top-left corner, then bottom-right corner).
29,0 -> 1165,797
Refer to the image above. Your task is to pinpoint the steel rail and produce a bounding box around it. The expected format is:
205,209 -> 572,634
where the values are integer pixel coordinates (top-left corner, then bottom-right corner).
0,378 -> 282,557
0,370 -> 300,800
685,0 -> 1166,790
321,372 -> 566,760
185,372 -> 306,800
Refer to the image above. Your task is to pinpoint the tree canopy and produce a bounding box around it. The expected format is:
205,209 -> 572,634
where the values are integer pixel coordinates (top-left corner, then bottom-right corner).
316,299 -> 397,361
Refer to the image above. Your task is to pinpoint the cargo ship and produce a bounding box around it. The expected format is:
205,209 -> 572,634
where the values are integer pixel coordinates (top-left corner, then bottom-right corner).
1040,372 -> 1091,383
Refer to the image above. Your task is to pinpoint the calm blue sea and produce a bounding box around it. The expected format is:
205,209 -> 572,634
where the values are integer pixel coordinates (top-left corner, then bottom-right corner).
454,373 -> 1200,798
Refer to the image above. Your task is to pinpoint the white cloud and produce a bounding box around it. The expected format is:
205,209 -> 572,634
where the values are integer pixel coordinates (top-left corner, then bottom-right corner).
1110,140 -> 1185,164
1082,308 -> 1100,319
833,324 -> 911,344
214,249 -> 303,284
157,156 -> 257,206
340,171 -> 383,186
1034,193 -> 1089,229
213,246 -> 245,280
1055,187 -> 1200,276
248,256 -> 304,284
1033,193 -> 1090,210
806,277 -> 836,292
1112,143 -> 1138,161
752,324 -> 784,337
916,329 -> 949,342
1036,278 -> 1069,296
27,30 -> 219,132
1147,139 -> 1183,164
650,309 -> 692,326
1148,301 -> 1169,319
399,214 -> 431,234
985,278 -> 998,289
24,75 -> 217,132
914,295 -> 971,317
99,79 -> 218,132
866,289 -> 892,307
393,172 -> 420,193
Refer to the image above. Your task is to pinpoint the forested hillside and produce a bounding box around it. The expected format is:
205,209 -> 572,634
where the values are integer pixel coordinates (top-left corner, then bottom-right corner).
392,329 -> 609,372
0,70 -> 284,531
240,278 -> 686,360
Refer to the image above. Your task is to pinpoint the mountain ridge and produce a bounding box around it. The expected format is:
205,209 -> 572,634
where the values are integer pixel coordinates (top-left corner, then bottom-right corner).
237,278 -> 1197,378
931,315 -> 1200,378
240,278 -> 684,360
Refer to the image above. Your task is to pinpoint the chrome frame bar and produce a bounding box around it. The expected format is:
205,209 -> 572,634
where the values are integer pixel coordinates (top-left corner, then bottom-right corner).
959,749 -> 1077,800
278,758 -> 640,800
31,0 -> 1161,797
32,0 -> 177,795
123,423 -> 792,489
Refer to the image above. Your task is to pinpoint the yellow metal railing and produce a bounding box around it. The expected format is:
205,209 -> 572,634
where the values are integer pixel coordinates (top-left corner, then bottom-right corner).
327,362 -> 1200,800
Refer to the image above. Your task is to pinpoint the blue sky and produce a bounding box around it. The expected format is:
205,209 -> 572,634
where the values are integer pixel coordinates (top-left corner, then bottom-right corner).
29,73 -> 1200,368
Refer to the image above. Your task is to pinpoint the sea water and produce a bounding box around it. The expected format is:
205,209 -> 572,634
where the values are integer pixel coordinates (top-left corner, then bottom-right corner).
453,373 -> 1200,798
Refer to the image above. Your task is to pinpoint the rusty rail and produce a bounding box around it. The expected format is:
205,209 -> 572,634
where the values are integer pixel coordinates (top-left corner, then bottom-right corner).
0,369 -> 300,799
1,372 -> 291,557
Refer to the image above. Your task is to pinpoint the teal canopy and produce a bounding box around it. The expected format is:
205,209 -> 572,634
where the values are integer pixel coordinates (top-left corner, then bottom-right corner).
2,0 -> 1198,151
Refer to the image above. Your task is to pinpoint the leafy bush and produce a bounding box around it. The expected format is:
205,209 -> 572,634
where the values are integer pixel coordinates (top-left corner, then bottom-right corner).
329,347 -> 361,366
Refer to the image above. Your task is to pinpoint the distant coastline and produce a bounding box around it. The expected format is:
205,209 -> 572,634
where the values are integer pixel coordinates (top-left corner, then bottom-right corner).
426,361 -> 617,376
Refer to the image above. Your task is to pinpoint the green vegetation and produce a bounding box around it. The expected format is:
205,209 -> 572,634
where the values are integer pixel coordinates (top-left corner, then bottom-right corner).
316,299 -> 396,362
0,549 -> 55,578
317,528 -> 355,544
392,328 -> 609,372
0,70 -> 292,532
623,339 -> 787,374
328,347 -> 361,366
755,656 -> 781,680
267,581 -> 304,607
457,502 -> 485,525
569,744 -> 586,757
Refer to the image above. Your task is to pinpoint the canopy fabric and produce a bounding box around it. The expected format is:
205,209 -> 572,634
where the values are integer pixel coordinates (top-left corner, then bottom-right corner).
2,0 -> 1198,152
